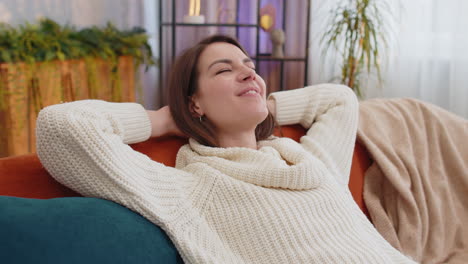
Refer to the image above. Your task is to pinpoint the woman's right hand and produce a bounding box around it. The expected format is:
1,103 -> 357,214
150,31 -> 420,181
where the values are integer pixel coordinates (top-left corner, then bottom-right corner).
146,106 -> 186,138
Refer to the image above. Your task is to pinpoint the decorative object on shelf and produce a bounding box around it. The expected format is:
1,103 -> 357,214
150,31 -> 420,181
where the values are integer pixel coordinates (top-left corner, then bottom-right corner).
0,18 -> 155,157
320,0 -> 396,97
259,4 -> 276,33
217,1 -> 235,24
270,29 -> 285,58
183,0 -> 205,24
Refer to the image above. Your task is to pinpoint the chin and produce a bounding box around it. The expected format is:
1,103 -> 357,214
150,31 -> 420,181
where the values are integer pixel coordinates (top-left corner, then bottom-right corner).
253,109 -> 270,125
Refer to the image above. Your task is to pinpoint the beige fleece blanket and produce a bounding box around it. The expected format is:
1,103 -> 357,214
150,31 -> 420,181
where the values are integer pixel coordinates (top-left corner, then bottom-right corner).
357,98 -> 468,264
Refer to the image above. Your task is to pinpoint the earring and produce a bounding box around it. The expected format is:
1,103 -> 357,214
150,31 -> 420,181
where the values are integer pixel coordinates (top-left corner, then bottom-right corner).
199,115 -> 203,122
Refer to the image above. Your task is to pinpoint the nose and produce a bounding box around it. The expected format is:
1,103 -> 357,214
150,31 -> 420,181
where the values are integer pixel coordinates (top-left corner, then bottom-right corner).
238,67 -> 256,82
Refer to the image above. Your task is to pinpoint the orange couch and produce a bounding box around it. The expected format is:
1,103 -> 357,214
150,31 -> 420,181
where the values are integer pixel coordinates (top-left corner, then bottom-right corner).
0,125 -> 371,217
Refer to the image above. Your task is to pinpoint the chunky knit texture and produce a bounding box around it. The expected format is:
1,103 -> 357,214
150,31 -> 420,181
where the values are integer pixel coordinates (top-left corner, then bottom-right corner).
36,84 -> 416,264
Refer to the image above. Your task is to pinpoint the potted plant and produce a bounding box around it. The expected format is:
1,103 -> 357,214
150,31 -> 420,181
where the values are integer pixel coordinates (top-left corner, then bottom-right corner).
320,0 -> 396,97
0,18 -> 155,157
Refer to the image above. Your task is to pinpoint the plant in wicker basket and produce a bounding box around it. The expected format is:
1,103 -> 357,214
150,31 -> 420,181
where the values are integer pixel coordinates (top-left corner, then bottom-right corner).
0,18 -> 156,157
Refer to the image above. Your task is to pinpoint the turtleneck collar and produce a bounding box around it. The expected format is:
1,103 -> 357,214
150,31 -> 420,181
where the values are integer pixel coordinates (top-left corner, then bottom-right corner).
175,137 -> 329,190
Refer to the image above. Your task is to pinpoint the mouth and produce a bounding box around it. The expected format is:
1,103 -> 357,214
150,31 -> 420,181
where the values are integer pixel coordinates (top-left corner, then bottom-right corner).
237,87 -> 261,97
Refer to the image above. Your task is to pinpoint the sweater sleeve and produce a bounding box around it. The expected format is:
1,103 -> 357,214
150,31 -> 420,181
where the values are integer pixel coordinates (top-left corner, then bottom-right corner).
36,100 -> 195,221
268,84 -> 359,186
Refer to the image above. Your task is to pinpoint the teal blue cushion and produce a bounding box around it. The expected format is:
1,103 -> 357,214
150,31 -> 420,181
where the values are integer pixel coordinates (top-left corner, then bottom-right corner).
0,196 -> 183,264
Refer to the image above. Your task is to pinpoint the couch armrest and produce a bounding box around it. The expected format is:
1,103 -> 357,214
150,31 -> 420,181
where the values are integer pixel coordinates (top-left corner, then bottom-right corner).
349,142 -> 371,217
0,154 -> 79,198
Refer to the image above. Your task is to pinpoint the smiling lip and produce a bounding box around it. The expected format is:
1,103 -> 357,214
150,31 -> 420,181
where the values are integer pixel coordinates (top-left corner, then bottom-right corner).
237,87 -> 261,96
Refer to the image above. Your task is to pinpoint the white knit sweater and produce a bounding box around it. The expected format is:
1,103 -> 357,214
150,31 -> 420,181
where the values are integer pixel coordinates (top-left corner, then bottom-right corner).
36,84 -> 416,264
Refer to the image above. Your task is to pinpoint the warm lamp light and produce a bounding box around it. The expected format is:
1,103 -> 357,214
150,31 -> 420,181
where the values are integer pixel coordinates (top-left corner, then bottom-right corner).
184,0 -> 205,24
188,0 -> 200,16
259,4 -> 276,33
260,15 -> 274,31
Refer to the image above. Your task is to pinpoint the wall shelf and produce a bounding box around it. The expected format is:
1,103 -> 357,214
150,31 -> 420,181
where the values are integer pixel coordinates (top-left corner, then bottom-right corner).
161,23 -> 259,27
159,0 -> 311,105
254,56 -> 307,61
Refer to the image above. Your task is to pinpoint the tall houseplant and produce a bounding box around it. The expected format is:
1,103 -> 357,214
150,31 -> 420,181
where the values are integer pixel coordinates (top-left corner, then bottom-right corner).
321,0 -> 395,97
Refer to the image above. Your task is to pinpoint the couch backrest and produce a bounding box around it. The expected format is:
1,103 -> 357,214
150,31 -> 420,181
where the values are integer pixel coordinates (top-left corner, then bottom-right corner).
0,125 -> 370,217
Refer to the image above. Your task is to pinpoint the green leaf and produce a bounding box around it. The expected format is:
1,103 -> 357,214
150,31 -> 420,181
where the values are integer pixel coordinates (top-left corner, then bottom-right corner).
57,51 -> 65,61
44,51 -> 55,61
1,49 -> 12,62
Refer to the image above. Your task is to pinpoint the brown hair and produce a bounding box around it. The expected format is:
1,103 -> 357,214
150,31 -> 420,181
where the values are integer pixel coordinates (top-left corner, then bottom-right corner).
166,35 -> 275,147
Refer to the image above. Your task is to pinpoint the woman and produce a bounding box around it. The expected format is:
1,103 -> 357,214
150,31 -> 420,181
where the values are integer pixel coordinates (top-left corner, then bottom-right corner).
36,35 -> 416,263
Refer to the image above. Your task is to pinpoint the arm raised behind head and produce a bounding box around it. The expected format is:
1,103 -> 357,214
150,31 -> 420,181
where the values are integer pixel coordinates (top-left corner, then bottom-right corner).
268,84 -> 359,186
146,106 -> 186,138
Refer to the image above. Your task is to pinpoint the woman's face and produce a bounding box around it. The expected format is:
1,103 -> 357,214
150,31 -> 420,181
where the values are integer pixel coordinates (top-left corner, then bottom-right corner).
192,42 -> 268,133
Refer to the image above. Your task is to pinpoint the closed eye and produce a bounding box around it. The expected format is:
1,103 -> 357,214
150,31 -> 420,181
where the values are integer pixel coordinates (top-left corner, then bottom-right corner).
216,69 -> 231,74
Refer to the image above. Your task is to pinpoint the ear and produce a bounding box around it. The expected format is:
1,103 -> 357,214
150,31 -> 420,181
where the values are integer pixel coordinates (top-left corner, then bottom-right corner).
188,96 -> 204,117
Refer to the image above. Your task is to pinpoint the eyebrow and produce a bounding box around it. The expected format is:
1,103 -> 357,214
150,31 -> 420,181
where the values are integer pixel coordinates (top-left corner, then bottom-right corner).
207,58 -> 253,70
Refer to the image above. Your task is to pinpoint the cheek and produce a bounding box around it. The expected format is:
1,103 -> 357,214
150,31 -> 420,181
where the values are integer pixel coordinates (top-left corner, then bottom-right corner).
255,75 -> 267,94
198,80 -> 233,110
